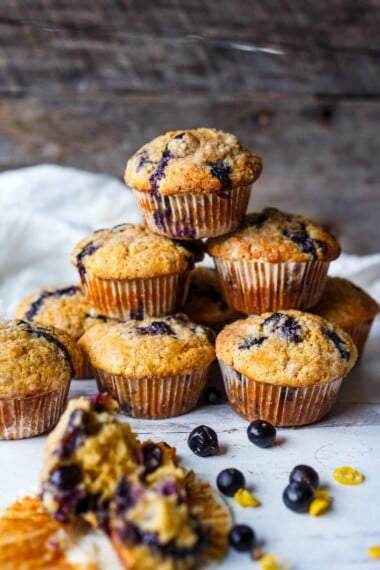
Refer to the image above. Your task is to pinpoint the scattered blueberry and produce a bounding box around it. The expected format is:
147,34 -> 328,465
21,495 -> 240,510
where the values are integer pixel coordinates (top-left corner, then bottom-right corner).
289,465 -> 320,489
135,150 -> 152,172
228,524 -> 255,552
188,425 -> 220,457
49,464 -> 82,490
283,481 -> 315,513
324,329 -> 350,360
247,420 -> 277,448
138,443 -> 163,474
135,321 -> 174,336
203,386 -> 222,405
217,468 -> 245,497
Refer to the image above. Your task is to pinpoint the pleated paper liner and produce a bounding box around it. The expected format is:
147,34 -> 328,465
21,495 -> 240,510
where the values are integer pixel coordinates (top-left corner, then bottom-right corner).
0,384 -> 70,440
344,320 -> 374,358
80,271 -> 191,320
184,470 -> 231,563
219,361 -> 343,427
93,366 -> 210,419
133,184 -> 252,240
213,258 -> 330,314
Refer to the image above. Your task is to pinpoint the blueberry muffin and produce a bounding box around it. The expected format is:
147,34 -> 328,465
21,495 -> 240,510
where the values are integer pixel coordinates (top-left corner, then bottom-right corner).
125,128 -> 262,239
71,223 -> 204,320
207,207 -> 341,314
183,267 -> 243,333
310,277 -> 379,357
41,396 -> 230,569
14,284 -> 114,378
0,320 -> 82,439
78,314 -> 215,418
216,310 -> 357,426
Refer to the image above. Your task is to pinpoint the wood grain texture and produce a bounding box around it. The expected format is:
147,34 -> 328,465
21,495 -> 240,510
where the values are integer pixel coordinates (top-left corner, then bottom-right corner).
1,94 -> 379,253
0,0 -> 379,96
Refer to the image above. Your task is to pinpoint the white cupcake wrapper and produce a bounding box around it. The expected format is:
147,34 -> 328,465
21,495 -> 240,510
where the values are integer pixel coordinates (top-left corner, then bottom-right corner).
93,366 -> 209,419
133,185 -> 252,239
213,258 -> 330,314
0,384 -> 70,440
80,272 -> 191,320
219,361 -> 343,426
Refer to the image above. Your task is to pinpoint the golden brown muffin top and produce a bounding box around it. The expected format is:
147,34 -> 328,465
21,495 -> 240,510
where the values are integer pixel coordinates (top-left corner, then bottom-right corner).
71,223 -> 203,280
0,320 -> 82,397
183,267 -> 242,330
216,310 -> 357,386
311,277 -> 379,328
125,128 -> 262,195
207,207 -> 341,262
15,285 -> 93,340
79,314 -> 215,377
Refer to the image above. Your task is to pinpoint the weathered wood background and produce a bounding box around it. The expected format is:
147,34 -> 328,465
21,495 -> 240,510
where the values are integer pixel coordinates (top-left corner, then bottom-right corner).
1,1 -> 379,253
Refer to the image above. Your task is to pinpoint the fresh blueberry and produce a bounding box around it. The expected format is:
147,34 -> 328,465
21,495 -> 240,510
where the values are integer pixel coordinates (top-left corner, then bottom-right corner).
289,465 -> 319,489
228,524 -> 255,552
188,425 -> 220,457
216,468 -> 245,497
202,386 -> 222,405
283,481 -> 315,513
247,420 -> 277,448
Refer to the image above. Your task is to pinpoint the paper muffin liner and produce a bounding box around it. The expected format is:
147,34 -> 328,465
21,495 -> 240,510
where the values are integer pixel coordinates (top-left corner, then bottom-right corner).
133,184 -> 252,240
0,384 -> 70,440
80,271 -> 191,320
74,357 -> 94,380
213,258 -> 330,314
184,470 -> 231,562
93,366 -> 209,419
344,320 -> 374,358
219,361 -> 343,426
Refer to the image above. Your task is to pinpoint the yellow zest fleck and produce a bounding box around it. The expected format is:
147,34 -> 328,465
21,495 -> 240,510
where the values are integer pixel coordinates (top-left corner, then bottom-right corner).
260,553 -> 289,570
368,545 -> 380,559
251,548 -> 265,561
233,488 -> 260,508
308,489 -> 331,516
333,466 -> 364,486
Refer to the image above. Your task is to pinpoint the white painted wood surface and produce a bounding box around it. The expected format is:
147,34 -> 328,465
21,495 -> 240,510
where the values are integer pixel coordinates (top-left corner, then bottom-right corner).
0,318 -> 379,570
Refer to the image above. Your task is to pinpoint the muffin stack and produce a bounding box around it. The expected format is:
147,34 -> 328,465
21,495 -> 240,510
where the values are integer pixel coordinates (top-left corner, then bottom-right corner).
3,127 -> 378,439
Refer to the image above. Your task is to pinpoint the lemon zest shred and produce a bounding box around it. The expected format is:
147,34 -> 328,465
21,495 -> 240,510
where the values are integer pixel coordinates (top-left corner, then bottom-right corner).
333,466 -> 364,486
233,488 -> 260,508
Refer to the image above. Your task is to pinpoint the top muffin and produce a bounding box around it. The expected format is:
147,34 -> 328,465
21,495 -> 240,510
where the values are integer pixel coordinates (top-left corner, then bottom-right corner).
207,207 -> 341,263
71,223 -> 203,280
125,128 -> 262,195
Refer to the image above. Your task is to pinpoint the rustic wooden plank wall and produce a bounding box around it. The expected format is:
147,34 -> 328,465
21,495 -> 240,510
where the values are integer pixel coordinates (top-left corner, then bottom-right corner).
0,1 -> 379,253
